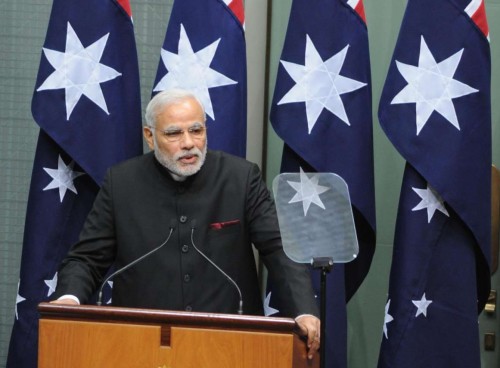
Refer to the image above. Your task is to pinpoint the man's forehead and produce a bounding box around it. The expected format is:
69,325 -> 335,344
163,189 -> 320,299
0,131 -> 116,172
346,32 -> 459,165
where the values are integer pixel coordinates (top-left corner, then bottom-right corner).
158,110 -> 205,123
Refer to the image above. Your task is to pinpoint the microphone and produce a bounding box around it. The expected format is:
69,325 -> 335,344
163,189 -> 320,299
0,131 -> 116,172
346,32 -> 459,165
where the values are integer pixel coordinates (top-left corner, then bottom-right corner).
190,220 -> 244,315
96,220 -> 176,306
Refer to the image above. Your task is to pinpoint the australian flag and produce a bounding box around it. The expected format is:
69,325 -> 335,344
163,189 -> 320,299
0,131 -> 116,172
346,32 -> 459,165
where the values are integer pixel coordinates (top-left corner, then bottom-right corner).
269,1 -> 376,367
152,0 -> 247,157
7,1 -> 143,367
377,0 -> 491,367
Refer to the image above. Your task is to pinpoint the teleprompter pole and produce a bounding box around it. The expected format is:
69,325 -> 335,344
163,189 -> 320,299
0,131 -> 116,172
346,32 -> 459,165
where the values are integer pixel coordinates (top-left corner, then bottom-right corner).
312,257 -> 333,368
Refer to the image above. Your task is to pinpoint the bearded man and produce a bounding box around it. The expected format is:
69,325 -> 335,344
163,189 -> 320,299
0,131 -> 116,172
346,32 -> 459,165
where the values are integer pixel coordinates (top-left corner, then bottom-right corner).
52,89 -> 320,357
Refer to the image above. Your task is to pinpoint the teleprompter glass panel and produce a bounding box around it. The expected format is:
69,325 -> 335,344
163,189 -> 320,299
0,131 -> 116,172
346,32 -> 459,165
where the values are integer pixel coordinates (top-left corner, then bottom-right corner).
272,172 -> 359,264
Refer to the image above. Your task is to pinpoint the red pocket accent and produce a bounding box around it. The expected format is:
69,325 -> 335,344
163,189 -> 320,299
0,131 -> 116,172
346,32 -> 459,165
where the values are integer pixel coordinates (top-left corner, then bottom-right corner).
209,219 -> 240,230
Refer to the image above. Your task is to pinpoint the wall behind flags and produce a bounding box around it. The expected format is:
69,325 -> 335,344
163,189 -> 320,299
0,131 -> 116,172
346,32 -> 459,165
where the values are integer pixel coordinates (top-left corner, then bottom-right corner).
0,2 -> 49,363
0,1 -> 499,368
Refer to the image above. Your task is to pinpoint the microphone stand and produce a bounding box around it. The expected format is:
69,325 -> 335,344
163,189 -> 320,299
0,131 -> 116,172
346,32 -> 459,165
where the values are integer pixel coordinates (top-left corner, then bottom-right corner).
312,256 -> 333,368
190,225 -> 243,314
96,226 -> 175,306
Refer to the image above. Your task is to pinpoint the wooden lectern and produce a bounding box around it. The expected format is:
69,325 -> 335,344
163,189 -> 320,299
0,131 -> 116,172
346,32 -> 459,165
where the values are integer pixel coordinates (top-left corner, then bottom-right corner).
38,303 -> 319,368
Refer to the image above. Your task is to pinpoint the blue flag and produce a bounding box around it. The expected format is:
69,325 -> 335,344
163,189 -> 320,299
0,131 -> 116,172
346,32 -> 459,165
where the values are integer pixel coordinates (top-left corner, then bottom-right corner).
269,1 -> 376,367
377,0 -> 491,366
152,0 -> 247,157
7,1 -> 142,366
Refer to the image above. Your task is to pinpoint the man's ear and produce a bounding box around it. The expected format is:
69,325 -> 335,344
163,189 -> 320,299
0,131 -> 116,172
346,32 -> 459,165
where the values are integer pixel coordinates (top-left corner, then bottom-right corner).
143,126 -> 155,150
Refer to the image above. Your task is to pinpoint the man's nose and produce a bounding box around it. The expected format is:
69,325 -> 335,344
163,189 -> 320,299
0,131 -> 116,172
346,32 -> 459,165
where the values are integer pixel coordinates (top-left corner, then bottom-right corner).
179,131 -> 195,147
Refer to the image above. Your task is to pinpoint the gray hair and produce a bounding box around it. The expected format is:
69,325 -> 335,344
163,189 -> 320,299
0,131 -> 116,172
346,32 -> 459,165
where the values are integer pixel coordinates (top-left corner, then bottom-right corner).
145,89 -> 206,127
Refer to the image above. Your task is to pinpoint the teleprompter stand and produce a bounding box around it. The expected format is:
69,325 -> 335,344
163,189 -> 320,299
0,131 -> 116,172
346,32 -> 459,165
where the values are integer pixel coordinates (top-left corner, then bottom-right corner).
312,257 -> 334,368
272,172 -> 359,368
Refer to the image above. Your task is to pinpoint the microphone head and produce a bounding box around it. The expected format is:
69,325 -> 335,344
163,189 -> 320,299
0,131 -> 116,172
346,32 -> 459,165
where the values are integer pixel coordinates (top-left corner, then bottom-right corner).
190,219 -> 197,229
169,219 -> 177,229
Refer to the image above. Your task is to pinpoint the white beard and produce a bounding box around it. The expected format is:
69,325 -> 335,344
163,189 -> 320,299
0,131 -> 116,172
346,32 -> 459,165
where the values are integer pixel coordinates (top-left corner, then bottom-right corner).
153,137 -> 207,178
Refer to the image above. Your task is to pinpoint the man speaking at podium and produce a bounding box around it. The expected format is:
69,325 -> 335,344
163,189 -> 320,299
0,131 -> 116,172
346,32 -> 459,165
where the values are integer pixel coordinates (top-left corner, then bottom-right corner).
51,89 -> 320,358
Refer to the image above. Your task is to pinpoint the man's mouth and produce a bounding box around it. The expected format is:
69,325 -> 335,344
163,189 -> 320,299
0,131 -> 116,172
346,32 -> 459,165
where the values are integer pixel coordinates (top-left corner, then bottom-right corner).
178,154 -> 198,165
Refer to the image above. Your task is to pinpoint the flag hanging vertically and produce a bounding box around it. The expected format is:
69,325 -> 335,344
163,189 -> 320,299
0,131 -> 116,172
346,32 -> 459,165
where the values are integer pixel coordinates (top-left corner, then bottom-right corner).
269,1 -> 375,367
377,0 -> 491,367
152,0 -> 247,157
7,1 -> 142,367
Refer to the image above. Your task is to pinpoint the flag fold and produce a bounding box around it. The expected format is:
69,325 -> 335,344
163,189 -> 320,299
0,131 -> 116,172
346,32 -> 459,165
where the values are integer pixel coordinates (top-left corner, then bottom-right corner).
7,1 -> 142,366
377,0 -> 491,366
269,1 -> 376,367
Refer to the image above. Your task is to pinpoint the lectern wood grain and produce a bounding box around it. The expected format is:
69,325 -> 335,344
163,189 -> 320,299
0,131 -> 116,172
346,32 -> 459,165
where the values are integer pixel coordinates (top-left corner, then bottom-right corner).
39,320 -> 171,367
38,303 -> 318,368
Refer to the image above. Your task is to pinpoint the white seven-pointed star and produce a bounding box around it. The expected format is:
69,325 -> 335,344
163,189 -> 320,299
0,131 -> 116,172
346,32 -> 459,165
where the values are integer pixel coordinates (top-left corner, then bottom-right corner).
391,36 -> 478,135
37,22 -> 121,120
287,168 -> 330,216
278,35 -> 366,134
43,155 -> 85,203
15,281 -> 26,320
412,184 -> 449,223
383,299 -> 394,339
154,24 -> 237,121
264,292 -> 279,316
412,293 -> 433,317
44,272 -> 58,297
